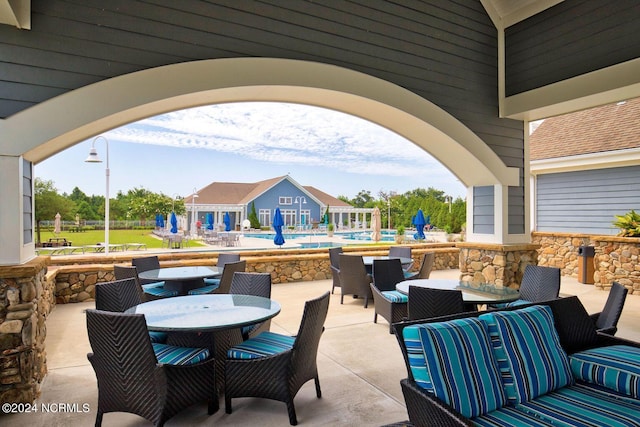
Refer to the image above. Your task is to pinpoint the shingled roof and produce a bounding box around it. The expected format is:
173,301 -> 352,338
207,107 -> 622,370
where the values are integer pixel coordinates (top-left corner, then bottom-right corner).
530,97 -> 640,160
186,175 -> 350,207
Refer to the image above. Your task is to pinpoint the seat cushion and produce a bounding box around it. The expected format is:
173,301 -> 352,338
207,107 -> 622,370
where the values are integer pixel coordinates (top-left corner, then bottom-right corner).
203,277 -> 220,286
479,305 -> 573,404
570,345 -> 640,398
227,331 -> 295,360
473,405 -> 555,427
402,317 -> 506,418
381,290 -> 408,303
515,382 -> 640,427
152,343 -> 210,366
143,285 -> 178,298
148,331 -> 168,344
141,281 -> 165,289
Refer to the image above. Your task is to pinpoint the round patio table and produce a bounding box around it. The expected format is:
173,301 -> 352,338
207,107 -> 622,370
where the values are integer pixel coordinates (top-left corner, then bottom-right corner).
396,279 -> 520,305
138,266 -> 221,295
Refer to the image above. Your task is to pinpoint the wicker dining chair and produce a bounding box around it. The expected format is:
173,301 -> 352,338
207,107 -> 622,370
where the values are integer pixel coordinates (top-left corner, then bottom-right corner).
370,258 -> 408,334
328,246 -> 343,294
131,255 -> 162,286
405,252 -> 435,280
113,265 -> 177,300
86,309 -> 218,426
204,252 -> 242,286
225,291 -> 330,425
407,286 -> 467,320
188,260 -> 246,295
590,281 -> 628,335
492,264 -> 561,308
230,272 -> 273,339
389,246 -> 413,275
338,254 -> 373,307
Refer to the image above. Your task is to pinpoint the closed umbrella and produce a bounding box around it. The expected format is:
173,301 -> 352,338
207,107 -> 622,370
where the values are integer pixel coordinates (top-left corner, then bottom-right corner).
273,207 -> 285,247
223,212 -> 231,232
206,212 -> 214,230
413,209 -> 426,240
370,207 -> 382,242
54,213 -> 62,235
159,215 -> 165,229
170,212 -> 178,234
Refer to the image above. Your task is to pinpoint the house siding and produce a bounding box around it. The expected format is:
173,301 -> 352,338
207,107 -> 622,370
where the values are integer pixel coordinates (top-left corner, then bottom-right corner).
473,185 -> 494,234
535,166 -> 640,235
505,0 -> 640,96
249,180 -> 321,226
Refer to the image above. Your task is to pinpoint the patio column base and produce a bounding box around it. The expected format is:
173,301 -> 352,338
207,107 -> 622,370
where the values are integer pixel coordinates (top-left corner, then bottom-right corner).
457,242 -> 540,289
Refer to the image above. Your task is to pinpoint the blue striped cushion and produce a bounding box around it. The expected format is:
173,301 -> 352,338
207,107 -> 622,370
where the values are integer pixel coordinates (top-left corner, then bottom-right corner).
481,305 -> 573,404
473,405 -> 554,427
152,343 -> 209,365
144,287 -> 178,297
187,284 -> 219,295
515,383 -> 640,427
381,290 -> 408,303
480,312 -> 519,405
402,318 -> 506,418
142,281 -> 166,289
227,331 -> 295,360
203,277 -> 220,286
148,331 -> 167,343
570,345 -> 640,399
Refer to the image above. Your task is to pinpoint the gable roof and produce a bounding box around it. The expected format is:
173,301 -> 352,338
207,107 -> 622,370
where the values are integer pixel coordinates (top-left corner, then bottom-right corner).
186,175 -> 351,207
530,97 -> 640,160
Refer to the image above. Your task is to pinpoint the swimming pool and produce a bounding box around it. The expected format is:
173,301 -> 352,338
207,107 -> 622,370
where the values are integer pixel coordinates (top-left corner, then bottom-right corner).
242,230 -> 396,242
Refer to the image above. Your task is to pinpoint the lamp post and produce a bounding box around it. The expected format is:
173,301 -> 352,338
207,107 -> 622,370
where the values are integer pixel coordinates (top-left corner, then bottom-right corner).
295,196 -> 307,228
190,188 -> 199,236
445,196 -> 452,213
85,136 -> 110,255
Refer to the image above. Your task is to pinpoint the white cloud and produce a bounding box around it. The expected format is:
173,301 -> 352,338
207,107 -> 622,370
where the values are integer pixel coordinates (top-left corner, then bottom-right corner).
110,102 -> 439,178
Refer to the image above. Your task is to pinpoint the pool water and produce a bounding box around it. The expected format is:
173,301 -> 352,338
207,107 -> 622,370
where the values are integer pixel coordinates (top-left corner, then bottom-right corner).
243,230 -> 396,242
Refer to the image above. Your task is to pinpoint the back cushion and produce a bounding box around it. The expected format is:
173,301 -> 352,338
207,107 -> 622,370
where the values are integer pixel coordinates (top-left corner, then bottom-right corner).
480,305 -> 573,404
402,318 -> 506,418
570,345 -> 640,398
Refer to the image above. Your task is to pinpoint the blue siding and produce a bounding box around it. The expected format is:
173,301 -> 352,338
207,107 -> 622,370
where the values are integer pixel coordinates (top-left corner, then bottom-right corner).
536,166 -> 640,234
473,186 -> 494,234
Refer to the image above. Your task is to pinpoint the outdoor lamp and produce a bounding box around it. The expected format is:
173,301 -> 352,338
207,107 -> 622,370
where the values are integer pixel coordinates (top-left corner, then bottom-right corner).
85,136 -> 110,255
295,196 -> 307,227
191,188 -> 199,236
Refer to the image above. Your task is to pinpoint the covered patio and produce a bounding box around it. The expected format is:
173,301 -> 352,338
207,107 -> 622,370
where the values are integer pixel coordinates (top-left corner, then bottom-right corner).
4,270 -> 639,426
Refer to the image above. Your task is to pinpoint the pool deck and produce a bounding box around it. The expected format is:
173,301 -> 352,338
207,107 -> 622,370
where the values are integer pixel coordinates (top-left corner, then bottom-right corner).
4,270 -> 639,426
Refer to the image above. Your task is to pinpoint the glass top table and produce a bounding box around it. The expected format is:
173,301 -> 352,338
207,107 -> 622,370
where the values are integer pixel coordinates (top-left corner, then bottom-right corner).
138,266 -> 221,295
362,256 -> 413,266
396,279 -> 520,305
125,294 -> 281,332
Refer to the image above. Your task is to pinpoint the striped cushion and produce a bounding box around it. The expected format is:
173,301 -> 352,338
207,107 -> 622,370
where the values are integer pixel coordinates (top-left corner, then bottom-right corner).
227,331 -> 295,360
515,383 -> 640,427
481,312 -> 519,404
570,345 -> 640,398
187,284 -> 219,295
381,290 -> 408,303
152,343 -> 209,366
148,331 -> 168,344
473,405 -> 554,427
402,318 -> 506,418
143,286 -> 178,298
481,305 -> 573,404
141,281 -> 166,289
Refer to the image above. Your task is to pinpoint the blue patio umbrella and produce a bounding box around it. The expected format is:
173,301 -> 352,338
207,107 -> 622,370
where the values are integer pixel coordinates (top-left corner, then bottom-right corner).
223,212 -> 231,232
273,207 -> 285,247
155,213 -> 160,228
206,212 -> 214,230
159,214 -> 165,229
170,212 -> 178,234
413,209 -> 426,240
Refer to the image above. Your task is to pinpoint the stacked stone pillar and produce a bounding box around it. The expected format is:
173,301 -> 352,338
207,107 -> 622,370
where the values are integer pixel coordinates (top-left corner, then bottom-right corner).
458,243 -> 540,288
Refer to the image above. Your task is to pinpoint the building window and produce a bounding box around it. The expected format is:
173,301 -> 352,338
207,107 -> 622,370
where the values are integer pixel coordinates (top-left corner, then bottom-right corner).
259,209 -> 271,227
279,196 -> 292,205
282,209 -> 296,227
300,209 -> 311,225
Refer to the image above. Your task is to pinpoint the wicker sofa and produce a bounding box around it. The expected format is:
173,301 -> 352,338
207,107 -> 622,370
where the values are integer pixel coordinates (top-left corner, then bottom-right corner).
394,296 -> 640,426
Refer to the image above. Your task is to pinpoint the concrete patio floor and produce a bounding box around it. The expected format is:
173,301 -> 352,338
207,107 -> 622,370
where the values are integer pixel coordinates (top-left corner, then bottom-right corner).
5,270 -> 639,426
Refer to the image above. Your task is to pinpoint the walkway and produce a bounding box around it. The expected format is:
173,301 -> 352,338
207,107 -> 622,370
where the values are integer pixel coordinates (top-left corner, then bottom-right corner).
5,271 -> 639,426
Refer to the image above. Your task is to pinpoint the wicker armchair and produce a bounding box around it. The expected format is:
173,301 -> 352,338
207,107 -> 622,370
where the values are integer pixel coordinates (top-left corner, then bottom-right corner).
370,258 -> 408,333
204,252 -> 241,286
188,260 -> 246,295
225,291 -> 330,425
405,252 -> 435,280
113,265 -> 177,300
86,309 -> 218,426
407,286 -> 467,321
328,246 -> 343,294
389,246 -> 413,275
131,255 -> 162,286
338,254 -> 373,307
230,272 -> 273,339
590,281 -> 628,335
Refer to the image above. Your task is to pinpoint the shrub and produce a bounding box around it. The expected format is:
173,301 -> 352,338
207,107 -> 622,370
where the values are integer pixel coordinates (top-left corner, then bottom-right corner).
613,210 -> 640,237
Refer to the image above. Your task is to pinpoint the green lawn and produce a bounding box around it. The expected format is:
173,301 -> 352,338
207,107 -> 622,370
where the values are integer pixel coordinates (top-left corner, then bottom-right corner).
38,229 -> 205,248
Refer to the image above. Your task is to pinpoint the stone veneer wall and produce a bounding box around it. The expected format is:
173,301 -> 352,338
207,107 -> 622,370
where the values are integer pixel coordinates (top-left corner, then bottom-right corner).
0,257 -> 55,404
532,232 -> 639,294
458,242 -> 540,288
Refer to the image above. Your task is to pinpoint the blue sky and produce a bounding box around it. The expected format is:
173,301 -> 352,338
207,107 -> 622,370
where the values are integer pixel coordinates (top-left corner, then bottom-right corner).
35,102 -> 466,200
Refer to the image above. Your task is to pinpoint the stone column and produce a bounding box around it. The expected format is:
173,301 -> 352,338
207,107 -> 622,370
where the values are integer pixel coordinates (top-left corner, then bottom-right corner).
458,242 -> 540,288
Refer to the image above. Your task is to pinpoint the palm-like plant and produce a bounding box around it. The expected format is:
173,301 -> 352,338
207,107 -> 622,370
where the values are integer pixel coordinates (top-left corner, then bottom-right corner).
613,210 -> 640,237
